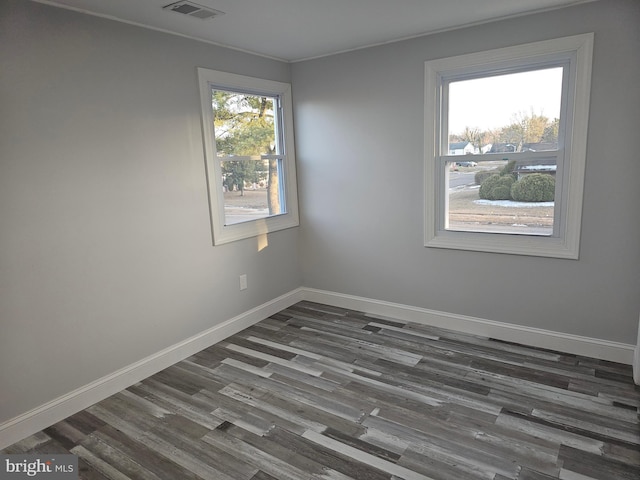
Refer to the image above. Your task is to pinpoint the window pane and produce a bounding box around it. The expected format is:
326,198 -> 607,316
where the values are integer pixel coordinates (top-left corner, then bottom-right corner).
447,158 -> 555,236
448,68 -> 563,155
212,91 -> 278,157
222,159 -> 284,225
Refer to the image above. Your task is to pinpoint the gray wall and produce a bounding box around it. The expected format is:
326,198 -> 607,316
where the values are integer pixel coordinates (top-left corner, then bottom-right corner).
292,0 -> 640,343
2,0 -> 639,429
0,1 -> 300,424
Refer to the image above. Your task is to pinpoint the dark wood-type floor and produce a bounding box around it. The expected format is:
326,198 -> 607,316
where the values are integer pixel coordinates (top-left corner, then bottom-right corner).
4,301 -> 640,479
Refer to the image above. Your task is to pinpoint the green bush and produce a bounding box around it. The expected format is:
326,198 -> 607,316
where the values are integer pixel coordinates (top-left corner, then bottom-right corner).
479,174 -> 515,200
500,160 -> 518,180
510,173 -> 555,202
475,169 -> 500,185
474,160 -> 515,185
491,185 -> 512,200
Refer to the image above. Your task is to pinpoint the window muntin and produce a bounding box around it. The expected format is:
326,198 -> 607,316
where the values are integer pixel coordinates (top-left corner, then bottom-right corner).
424,34 -> 594,259
198,69 -> 299,245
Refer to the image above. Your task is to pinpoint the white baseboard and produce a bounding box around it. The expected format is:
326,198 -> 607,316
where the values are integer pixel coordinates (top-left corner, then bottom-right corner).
2,286 -> 636,449
0,288 -> 305,450
300,288 -> 636,366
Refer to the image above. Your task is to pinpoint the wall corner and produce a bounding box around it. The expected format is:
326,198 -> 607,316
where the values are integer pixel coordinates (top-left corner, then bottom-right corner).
634,314 -> 640,385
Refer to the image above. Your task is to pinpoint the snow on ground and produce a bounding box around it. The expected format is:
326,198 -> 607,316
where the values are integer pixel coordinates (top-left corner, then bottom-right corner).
473,199 -> 554,208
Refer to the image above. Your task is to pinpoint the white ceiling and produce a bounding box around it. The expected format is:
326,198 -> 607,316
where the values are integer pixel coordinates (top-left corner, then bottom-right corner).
34,0 -> 594,62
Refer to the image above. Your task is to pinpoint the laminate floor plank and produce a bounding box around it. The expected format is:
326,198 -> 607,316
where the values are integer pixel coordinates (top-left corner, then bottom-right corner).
217,423 -> 357,480
558,444 -> 640,480
4,302 -> 639,480
268,426 -> 394,480
89,425 -> 206,480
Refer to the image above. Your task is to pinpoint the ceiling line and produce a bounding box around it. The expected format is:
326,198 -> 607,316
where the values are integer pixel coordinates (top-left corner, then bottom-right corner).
31,0 -> 597,63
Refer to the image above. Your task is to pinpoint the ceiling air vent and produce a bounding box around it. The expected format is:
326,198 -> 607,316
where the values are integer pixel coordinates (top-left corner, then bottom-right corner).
163,1 -> 225,20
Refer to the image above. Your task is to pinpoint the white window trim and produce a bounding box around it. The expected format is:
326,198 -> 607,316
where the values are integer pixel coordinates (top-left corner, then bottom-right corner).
424,33 -> 594,259
197,68 -> 299,245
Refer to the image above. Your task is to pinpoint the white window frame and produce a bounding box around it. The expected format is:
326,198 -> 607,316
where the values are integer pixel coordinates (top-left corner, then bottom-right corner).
197,68 -> 299,245
424,34 -> 593,259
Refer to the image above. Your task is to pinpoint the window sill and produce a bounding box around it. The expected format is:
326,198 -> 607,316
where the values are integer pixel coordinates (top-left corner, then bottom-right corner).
425,229 -> 579,259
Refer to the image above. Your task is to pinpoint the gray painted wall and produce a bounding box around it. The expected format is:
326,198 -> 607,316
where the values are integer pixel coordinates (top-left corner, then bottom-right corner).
0,1 -> 300,424
2,0 -> 639,429
292,0 -> 640,343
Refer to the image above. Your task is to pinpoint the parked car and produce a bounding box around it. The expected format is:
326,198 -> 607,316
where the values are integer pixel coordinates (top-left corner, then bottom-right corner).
456,161 -> 477,167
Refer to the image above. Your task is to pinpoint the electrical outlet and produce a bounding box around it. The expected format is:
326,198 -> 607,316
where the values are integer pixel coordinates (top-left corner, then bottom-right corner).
239,274 -> 248,291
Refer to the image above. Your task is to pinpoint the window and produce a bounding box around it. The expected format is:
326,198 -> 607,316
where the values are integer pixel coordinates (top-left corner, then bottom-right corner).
424,34 -> 593,258
197,68 -> 299,245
